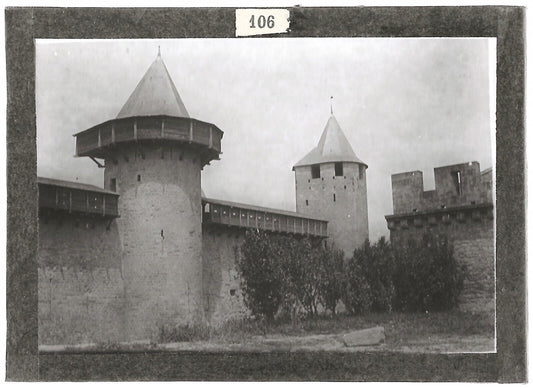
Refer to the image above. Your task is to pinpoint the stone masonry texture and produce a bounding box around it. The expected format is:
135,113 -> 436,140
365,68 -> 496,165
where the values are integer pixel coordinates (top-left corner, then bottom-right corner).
295,162 -> 369,257
389,214 -> 495,313
38,158 -> 493,344
387,161 -> 494,314
391,161 -> 493,214
38,216 -> 125,344
202,227 -> 248,323
103,143 -> 204,341
38,154 -> 370,344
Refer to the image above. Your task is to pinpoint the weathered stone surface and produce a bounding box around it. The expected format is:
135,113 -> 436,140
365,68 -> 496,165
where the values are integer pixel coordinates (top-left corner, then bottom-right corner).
38,217 -> 126,345
387,162 -> 495,315
202,227 -> 248,323
104,143 -> 205,340
342,326 -> 385,347
388,213 -> 495,314
391,162 -> 492,214
295,161 -> 369,256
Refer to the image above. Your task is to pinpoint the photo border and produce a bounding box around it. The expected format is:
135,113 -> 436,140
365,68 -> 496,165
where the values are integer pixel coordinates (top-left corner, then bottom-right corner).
5,6 -> 525,382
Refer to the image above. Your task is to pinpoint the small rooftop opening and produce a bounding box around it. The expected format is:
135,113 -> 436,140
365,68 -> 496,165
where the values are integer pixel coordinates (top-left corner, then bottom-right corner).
451,170 -> 462,196
311,164 -> 321,179
335,162 -> 343,177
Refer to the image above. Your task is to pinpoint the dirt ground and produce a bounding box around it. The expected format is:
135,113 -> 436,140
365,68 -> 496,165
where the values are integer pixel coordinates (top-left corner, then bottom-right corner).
41,331 -> 495,354
40,310 -> 495,354
154,332 -> 495,354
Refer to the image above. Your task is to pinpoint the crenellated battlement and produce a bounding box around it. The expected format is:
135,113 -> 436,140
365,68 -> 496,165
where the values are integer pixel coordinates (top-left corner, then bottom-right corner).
387,161 -> 495,315
391,161 -> 493,214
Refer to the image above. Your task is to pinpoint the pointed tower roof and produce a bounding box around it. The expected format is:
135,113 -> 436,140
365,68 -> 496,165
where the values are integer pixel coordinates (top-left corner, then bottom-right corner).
293,115 -> 366,169
116,51 -> 190,119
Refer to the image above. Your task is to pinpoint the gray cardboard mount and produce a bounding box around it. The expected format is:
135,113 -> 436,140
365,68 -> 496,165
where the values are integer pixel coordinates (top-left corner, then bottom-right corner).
5,6 -> 525,382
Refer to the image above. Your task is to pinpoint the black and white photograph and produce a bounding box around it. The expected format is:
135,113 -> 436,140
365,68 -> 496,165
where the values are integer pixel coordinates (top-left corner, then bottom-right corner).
4,6 -> 526,382
36,37 -> 496,349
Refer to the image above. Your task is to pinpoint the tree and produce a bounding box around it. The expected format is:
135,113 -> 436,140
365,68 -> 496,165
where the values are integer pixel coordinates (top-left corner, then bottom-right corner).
281,237 -> 322,317
237,230 -> 285,321
343,237 -> 395,314
392,233 -> 465,312
316,244 -> 345,316
238,231 -> 342,319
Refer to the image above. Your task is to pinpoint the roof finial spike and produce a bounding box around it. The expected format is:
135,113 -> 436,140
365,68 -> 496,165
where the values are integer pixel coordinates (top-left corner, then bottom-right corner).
157,45 -> 161,58
330,96 -> 333,115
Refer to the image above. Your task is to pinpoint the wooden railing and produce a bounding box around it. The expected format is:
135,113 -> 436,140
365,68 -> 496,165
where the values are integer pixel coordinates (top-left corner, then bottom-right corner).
202,198 -> 328,237
38,183 -> 119,218
75,116 -> 223,163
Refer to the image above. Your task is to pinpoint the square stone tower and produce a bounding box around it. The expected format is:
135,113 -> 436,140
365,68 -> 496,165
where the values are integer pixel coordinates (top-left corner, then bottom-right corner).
293,114 -> 369,257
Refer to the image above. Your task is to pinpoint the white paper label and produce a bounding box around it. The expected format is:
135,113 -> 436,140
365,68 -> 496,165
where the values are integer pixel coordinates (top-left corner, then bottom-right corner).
235,9 -> 290,37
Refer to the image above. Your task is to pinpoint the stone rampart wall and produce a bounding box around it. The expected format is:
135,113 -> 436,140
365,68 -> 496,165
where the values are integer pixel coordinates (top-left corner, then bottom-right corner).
387,205 -> 494,313
38,215 -> 125,344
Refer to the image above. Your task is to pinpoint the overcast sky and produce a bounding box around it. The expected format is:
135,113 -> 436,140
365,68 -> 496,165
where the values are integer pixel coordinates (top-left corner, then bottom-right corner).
36,38 -> 495,241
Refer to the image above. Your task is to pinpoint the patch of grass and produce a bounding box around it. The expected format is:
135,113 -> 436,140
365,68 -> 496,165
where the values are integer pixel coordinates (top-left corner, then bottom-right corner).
157,310 -> 494,344
209,317 -> 268,343
158,323 -> 212,342
261,310 -> 493,338
372,310 -> 495,347
157,317 -> 267,343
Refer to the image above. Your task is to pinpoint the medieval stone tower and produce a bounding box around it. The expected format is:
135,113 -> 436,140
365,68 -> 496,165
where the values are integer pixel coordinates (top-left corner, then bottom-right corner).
293,114 -> 369,256
73,51 -> 223,340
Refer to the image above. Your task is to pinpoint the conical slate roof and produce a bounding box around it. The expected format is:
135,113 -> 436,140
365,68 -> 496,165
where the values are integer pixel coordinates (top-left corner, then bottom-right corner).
293,115 -> 366,169
116,52 -> 190,119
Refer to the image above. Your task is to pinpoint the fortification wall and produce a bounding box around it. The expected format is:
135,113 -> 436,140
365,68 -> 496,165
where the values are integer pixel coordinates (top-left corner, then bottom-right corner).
387,160 -> 495,315
389,161 -> 494,313
38,215 -> 125,344
295,162 -> 368,255
104,143 -> 204,341
202,227 -> 248,324
391,161 -> 492,214
387,207 -> 494,313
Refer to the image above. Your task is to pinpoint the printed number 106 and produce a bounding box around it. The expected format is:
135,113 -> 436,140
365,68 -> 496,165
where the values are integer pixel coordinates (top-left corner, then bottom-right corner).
249,15 -> 275,28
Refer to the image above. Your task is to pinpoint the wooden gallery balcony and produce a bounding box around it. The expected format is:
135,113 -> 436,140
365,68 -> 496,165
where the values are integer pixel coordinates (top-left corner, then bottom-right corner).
74,115 -> 223,166
202,198 -> 328,238
38,177 -> 119,218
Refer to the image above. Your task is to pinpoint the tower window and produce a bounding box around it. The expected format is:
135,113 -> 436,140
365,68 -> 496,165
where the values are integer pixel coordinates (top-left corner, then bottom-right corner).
137,174 -> 141,182
335,162 -> 343,176
359,165 -> 364,179
333,193 -> 336,202
305,200 -> 309,206
451,170 -> 462,195
311,164 -> 320,179
110,178 -> 117,192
